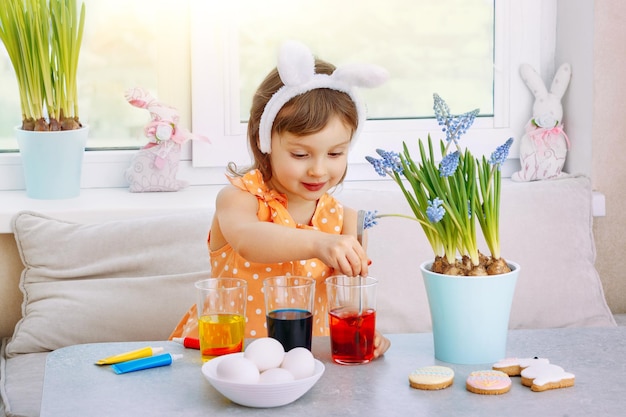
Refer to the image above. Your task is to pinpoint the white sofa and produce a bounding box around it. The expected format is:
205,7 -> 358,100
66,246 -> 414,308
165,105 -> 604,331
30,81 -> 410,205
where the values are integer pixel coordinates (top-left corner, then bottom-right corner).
0,175 -> 617,417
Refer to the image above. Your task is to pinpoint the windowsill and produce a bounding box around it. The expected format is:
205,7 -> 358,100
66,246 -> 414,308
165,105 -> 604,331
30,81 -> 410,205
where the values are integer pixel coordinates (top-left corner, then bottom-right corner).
0,185 -> 221,234
0,181 -> 607,234
0,181 -> 397,233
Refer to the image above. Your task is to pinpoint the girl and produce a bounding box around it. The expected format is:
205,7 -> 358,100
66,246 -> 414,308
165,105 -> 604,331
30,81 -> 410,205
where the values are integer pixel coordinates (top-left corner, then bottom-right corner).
171,41 -> 390,358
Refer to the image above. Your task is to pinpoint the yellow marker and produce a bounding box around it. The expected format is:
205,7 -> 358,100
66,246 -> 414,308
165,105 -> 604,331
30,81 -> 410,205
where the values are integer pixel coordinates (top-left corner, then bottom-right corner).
95,346 -> 164,366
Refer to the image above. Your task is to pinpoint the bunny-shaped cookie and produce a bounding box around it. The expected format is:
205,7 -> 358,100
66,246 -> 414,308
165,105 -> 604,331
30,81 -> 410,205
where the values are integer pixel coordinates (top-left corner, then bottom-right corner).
511,63 -> 571,182
124,87 -> 208,192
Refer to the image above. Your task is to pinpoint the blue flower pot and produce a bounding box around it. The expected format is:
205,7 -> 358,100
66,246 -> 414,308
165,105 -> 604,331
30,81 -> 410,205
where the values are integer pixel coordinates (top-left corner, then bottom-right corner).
421,260 -> 519,364
16,126 -> 88,199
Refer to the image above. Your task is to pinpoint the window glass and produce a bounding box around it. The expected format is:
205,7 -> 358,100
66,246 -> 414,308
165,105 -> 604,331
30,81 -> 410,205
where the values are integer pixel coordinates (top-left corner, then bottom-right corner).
0,0 -> 160,151
0,0 -> 551,190
238,0 -> 494,122
190,0 -> 504,173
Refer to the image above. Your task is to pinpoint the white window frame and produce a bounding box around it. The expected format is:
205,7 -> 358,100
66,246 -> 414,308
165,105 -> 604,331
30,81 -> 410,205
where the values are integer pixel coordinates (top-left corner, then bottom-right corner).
0,0 -> 555,191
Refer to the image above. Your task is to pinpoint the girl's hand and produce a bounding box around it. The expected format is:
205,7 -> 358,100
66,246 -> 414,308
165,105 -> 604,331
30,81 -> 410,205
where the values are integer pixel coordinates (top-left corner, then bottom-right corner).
316,233 -> 369,277
373,331 -> 390,359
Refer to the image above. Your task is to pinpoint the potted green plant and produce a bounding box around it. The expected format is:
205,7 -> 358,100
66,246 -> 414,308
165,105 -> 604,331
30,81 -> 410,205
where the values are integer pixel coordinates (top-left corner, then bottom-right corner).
365,94 -> 519,364
0,0 -> 87,199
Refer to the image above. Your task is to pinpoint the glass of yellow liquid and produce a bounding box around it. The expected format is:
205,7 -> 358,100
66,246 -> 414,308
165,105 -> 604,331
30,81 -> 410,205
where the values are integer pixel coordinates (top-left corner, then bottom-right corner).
195,278 -> 247,361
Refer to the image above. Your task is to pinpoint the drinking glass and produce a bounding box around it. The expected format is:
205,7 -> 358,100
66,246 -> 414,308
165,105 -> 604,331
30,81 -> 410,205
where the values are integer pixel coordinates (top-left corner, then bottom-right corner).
195,278 -> 247,361
263,276 -> 315,351
325,275 -> 378,365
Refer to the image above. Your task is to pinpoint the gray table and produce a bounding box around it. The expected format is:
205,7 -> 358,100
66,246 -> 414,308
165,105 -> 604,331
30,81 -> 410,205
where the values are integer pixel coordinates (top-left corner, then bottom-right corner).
40,327 -> 626,417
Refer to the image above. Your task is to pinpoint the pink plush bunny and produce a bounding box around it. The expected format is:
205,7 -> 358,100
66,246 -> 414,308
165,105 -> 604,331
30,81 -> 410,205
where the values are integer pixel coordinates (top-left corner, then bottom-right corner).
511,63 -> 571,182
124,87 -> 208,192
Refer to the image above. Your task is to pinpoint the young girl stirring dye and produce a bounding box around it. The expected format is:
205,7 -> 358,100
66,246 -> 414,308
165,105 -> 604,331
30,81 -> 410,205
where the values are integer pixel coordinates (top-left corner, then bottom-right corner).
171,41 -> 390,359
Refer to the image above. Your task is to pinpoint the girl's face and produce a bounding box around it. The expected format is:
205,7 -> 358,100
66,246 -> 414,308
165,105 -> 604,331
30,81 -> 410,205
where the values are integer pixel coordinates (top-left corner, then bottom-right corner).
268,115 -> 351,205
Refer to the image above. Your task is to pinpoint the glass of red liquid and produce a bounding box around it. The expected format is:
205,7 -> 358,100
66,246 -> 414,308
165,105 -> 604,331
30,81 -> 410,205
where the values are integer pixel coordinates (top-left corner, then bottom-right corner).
263,276 -> 315,351
325,275 -> 378,365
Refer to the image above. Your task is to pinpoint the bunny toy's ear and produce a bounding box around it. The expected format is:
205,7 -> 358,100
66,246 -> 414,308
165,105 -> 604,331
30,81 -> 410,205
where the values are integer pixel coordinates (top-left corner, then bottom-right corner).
550,63 -> 571,99
519,63 -> 548,99
125,87 -> 155,110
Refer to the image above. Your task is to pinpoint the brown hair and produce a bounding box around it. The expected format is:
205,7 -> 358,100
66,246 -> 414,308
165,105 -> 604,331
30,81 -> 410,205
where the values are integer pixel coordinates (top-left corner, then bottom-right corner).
230,59 -> 359,181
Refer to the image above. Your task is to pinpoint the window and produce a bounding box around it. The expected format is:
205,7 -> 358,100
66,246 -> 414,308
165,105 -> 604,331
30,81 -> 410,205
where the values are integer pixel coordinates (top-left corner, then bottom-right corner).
190,0 -> 553,182
0,0 -> 183,151
0,0 -> 191,190
0,0 -> 554,191
237,1 -> 494,121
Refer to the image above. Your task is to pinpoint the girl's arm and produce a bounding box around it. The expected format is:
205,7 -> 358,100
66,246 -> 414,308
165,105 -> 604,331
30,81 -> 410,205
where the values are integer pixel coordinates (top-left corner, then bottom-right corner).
211,185 -> 369,277
341,206 -> 369,252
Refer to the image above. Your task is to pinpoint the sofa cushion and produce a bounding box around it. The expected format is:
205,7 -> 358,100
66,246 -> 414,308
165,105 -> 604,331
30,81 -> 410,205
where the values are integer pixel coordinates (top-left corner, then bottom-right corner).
0,338 -> 47,417
4,210 -> 211,358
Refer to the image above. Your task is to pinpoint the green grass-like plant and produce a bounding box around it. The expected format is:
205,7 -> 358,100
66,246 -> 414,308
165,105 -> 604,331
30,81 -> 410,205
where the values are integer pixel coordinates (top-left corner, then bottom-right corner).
0,0 -> 85,131
365,94 -> 514,276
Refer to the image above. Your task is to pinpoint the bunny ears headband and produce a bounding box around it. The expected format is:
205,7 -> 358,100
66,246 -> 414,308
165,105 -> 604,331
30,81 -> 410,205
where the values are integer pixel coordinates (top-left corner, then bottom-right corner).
258,41 -> 389,154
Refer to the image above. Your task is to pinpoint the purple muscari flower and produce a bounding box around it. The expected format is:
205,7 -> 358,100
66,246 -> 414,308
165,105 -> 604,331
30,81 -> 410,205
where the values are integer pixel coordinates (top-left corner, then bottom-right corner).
426,197 -> 445,223
432,93 -> 479,144
433,93 -> 450,128
375,149 -> 403,173
365,156 -> 387,177
489,137 -> 514,169
366,149 -> 403,177
439,151 -> 460,177
364,210 -> 379,230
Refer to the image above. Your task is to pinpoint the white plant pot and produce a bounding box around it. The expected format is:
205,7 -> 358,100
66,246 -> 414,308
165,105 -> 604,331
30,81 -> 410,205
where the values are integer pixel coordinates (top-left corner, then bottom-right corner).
15,126 -> 88,199
421,260 -> 520,364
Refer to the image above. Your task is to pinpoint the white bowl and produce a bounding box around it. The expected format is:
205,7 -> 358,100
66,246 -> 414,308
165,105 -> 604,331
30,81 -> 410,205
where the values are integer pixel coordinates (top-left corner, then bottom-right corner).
202,352 -> 325,408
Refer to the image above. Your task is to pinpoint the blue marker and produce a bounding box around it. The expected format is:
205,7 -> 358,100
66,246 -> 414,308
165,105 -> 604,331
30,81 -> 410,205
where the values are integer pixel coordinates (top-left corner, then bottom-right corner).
111,353 -> 183,374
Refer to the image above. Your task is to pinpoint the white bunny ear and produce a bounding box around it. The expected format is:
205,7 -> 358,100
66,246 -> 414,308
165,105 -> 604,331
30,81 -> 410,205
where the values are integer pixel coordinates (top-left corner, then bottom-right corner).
332,63 -> 389,88
258,41 -> 388,154
277,41 -> 315,86
520,63 -> 548,98
550,63 -> 571,99
125,87 -> 157,109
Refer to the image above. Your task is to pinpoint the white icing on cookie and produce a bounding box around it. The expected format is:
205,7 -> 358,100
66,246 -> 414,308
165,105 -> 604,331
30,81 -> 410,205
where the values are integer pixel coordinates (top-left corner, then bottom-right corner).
518,357 -> 550,368
409,366 -> 454,385
493,357 -> 549,368
521,363 -> 575,386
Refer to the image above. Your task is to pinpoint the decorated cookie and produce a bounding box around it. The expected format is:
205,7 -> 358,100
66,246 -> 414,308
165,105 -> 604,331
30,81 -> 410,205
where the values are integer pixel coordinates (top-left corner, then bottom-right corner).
466,370 -> 512,395
520,363 -> 575,392
408,366 -> 454,390
492,357 -> 550,376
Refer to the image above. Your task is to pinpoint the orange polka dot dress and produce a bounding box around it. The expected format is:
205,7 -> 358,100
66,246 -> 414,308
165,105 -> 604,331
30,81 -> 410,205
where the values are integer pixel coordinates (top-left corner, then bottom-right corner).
166,169 -> 346,342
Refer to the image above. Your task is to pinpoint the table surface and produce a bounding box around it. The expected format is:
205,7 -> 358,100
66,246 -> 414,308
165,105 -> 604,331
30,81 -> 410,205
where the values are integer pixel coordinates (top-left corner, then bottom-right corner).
39,327 -> 626,417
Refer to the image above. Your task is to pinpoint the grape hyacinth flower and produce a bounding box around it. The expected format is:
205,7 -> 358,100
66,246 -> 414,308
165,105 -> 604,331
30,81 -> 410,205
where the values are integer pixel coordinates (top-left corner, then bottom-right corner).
365,156 -> 387,177
489,138 -> 514,168
433,93 -> 480,150
363,210 -> 379,230
439,151 -> 460,177
426,198 -> 445,223
364,93 -> 513,274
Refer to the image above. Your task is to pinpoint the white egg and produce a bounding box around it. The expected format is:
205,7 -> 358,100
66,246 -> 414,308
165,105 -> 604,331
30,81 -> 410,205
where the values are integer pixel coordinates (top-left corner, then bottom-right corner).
244,337 -> 285,372
280,347 -> 315,379
215,355 -> 260,384
258,367 -> 295,384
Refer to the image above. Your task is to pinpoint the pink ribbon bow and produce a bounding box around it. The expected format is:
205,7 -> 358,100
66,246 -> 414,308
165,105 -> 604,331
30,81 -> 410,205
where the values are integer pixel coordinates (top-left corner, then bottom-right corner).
527,124 -> 570,150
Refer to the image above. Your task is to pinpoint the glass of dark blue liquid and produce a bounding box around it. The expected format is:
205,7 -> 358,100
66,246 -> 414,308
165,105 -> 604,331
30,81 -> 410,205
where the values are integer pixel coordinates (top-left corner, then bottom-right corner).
263,276 -> 315,351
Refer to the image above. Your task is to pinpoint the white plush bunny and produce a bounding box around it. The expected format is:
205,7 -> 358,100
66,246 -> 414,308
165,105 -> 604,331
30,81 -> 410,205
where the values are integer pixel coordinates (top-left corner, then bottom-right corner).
511,63 -> 571,182
124,87 -> 209,192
